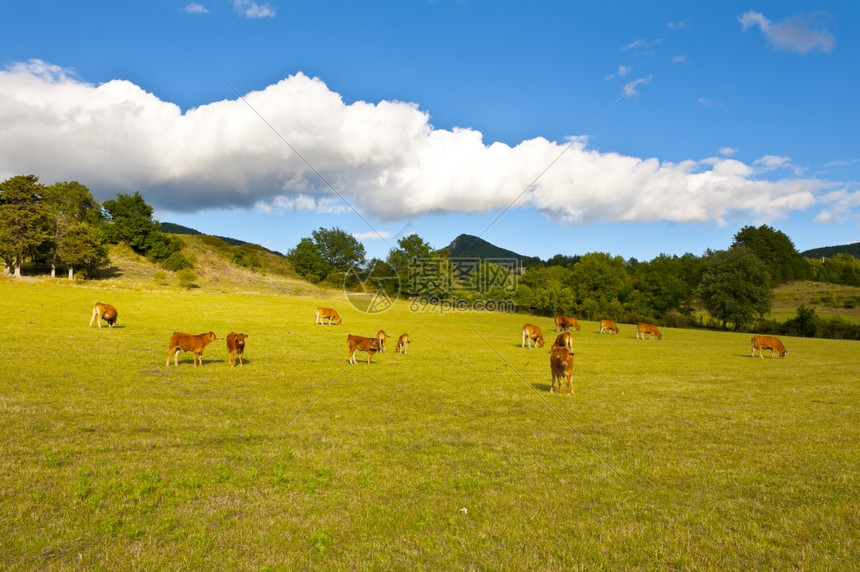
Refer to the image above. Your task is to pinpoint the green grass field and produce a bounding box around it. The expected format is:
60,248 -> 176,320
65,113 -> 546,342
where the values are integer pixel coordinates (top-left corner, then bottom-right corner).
1,279 -> 857,570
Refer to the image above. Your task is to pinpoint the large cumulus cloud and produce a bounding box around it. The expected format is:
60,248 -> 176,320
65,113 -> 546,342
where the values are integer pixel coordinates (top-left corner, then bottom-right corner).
0,60 -> 826,226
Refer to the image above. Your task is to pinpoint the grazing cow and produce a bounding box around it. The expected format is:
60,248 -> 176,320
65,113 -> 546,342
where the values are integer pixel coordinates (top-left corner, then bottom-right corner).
89,302 -> 118,328
549,347 -> 575,395
347,331 -> 387,364
551,331 -> 574,352
226,332 -> 248,367
751,335 -> 787,359
395,333 -> 410,354
376,330 -> 391,352
555,315 -> 581,332
315,307 -> 342,325
636,322 -> 662,341
522,324 -> 546,348
599,319 -> 620,335
166,331 -> 218,367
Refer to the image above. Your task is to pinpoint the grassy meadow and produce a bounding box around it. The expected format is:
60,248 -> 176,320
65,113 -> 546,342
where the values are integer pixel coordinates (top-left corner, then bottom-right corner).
1,278 -> 858,570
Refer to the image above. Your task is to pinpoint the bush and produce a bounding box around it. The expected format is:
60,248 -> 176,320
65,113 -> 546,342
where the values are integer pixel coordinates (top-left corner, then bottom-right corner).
162,252 -> 193,272
175,268 -> 198,289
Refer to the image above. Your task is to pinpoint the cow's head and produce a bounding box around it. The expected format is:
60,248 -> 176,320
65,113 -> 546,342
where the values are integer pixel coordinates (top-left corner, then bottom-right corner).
537,336 -> 546,348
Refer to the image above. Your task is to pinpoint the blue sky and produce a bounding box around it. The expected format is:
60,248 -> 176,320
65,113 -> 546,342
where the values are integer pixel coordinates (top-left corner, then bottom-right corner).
1,1 -> 857,261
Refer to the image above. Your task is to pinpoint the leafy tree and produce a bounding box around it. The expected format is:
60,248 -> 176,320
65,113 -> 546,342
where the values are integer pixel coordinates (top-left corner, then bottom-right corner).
569,252 -> 631,318
631,253 -> 700,317
42,181 -> 104,277
102,191 -> 178,260
288,238 -> 328,283
386,234 -> 441,296
289,227 -> 367,283
311,227 -> 366,275
808,253 -> 860,287
0,175 -> 50,277
697,246 -> 773,330
59,223 -> 108,280
732,224 -> 809,283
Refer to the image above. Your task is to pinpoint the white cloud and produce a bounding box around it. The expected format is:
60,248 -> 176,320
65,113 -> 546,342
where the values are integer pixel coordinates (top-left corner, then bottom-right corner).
624,76 -> 651,97
0,61 -> 833,230
719,147 -> 737,157
352,230 -> 392,241
813,188 -> 860,224
739,11 -> 835,55
234,0 -> 275,18
621,38 -> 663,52
604,65 -> 632,81
698,97 -> 723,107
182,3 -> 208,14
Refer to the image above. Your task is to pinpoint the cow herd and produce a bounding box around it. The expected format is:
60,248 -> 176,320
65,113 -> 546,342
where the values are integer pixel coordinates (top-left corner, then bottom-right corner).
520,316 -> 788,396
89,302 -> 788,389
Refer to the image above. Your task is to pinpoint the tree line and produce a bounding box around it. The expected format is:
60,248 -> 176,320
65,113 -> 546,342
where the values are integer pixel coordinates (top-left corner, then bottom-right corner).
290,225 -> 860,340
0,175 -> 191,280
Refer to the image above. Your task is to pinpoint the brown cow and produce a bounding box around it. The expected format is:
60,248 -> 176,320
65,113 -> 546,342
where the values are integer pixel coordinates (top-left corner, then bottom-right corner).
555,315 -> 581,332
166,331 -> 218,367
636,322 -> 662,340
89,302 -> 118,328
522,324 -> 546,348
376,330 -> 391,352
751,335 -> 787,359
226,332 -> 248,367
395,333 -> 410,354
347,331 -> 387,365
551,331 -> 573,353
599,319 -> 620,334
315,307 -> 342,325
550,347 -> 575,395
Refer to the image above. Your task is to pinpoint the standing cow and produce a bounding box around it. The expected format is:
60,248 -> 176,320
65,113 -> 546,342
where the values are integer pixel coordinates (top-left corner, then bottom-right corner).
315,307 -> 342,325
599,320 -> 620,334
551,331 -> 573,352
395,333 -> 410,354
347,331 -> 387,365
751,335 -> 787,359
522,324 -> 546,348
226,332 -> 248,367
166,331 -> 218,367
89,302 -> 118,328
555,315 -> 581,332
550,347 -> 575,395
636,322 -> 662,340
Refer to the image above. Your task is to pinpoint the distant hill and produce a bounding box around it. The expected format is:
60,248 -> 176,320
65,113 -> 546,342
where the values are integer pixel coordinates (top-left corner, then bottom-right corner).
801,242 -> 860,259
444,234 -> 541,265
159,221 -> 286,257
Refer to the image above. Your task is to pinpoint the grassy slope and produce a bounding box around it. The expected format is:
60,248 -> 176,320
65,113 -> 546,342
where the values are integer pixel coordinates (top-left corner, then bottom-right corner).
1,275 -> 857,570
771,281 -> 860,323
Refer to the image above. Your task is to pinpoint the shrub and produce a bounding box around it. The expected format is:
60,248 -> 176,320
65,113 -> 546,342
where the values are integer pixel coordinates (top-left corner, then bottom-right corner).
175,268 -> 198,289
162,252 -> 193,272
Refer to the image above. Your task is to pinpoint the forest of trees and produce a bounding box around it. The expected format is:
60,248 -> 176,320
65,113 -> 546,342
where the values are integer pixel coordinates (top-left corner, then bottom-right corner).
290,224 -> 860,340
4,173 -> 860,339
0,175 -> 188,280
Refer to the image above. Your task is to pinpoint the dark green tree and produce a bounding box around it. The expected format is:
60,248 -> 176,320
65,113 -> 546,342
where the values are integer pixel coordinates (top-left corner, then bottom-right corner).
0,175 -> 50,277
59,223 -> 109,280
311,227 -> 366,275
386,233 -> 438,296
43,181 -> 104,277
102,191 -> 179,260
697,246 -> 774,330
569,252 -> 631,319
288,237 -> 328,283
732,224 -> 809,283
